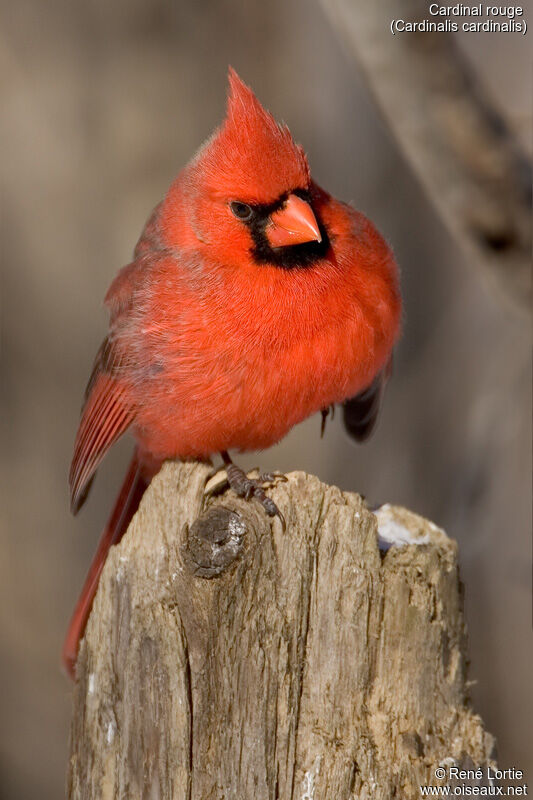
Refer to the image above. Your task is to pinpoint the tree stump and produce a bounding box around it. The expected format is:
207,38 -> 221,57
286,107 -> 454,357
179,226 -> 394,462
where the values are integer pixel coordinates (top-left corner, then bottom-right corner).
67,462 -> 495,799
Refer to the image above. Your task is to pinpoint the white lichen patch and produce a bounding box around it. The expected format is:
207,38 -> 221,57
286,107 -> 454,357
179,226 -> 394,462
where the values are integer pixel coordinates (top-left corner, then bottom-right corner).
106,720 -> 116,745
301,756 -> 322,800
439,756 -> 457,768
374,504 -> 432,551
87,673 -> 96,695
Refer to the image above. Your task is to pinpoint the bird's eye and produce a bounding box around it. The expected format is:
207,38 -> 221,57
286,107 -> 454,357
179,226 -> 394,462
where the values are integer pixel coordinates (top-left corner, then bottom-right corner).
230,201 -> 253,221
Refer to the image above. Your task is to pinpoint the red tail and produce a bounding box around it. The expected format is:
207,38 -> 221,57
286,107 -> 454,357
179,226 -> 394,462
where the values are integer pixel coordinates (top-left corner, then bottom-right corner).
62,453 -> 148,679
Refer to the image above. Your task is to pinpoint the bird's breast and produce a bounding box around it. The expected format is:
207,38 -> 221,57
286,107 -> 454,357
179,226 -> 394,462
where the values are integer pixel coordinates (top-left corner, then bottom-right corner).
132,244 -> 400,459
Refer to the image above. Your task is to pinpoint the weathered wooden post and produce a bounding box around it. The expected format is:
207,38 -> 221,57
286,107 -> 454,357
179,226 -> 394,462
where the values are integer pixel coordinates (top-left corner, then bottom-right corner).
67,462 -> 495,799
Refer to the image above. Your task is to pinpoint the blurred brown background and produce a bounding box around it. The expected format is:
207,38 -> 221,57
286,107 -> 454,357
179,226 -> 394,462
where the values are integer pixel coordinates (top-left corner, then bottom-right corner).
1,1 -> 530,797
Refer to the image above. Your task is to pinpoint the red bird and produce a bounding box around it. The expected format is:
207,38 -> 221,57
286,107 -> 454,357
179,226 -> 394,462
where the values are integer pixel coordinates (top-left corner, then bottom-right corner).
64,69 -> 401,678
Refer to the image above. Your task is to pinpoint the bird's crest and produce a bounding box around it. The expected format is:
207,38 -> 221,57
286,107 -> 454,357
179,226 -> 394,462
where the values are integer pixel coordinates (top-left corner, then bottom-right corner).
196,68 -> 311,204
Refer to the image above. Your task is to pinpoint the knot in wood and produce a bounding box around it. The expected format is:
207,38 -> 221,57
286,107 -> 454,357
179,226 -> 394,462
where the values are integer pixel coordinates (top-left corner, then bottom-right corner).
183,505 -> 247,578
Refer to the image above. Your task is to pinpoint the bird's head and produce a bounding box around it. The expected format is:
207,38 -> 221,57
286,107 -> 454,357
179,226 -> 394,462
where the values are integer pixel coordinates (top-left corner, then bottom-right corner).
160,68 -> 329,271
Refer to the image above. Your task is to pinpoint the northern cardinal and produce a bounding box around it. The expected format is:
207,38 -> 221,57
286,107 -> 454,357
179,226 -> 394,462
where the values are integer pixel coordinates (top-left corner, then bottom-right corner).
64,68 -> 401,678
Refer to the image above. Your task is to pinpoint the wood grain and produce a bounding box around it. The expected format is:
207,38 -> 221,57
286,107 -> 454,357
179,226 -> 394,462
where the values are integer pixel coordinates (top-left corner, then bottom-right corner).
67,462 -> 495,799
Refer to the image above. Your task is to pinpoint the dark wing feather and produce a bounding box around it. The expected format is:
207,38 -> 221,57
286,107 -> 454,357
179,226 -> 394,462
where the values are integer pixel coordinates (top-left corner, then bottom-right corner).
343,359 -> 392,442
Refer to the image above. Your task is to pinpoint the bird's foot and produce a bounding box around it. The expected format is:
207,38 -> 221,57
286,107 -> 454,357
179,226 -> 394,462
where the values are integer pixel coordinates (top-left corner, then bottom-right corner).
252,470 -> 288,486
208,452 -> 286,529
226,466 -> 286,528
320,404 -> 335,437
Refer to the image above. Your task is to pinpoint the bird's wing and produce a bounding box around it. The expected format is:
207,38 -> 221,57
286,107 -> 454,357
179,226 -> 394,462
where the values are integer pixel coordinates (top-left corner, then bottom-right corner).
103,204 -> 162,323
70,208 -> 162,513
342,358 -> 393,442
69,337 -> 135,514
104,260 -> 145,324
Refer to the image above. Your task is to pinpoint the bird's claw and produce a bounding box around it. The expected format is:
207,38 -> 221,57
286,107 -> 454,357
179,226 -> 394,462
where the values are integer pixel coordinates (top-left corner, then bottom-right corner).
224,461 -> 286,530
255,470 -> 288,486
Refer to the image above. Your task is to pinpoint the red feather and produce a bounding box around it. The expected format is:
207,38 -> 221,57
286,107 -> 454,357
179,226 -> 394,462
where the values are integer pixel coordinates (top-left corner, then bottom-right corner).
69,370 -> 134,513
63,453 -> 148,678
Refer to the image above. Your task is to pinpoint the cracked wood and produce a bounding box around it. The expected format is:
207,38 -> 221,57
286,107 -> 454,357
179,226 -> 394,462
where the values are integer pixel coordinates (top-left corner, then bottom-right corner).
67,462 -> 495,799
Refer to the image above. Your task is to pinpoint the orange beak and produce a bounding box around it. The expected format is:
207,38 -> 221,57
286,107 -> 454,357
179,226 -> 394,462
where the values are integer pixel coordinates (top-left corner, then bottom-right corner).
266,193 -> 322,248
